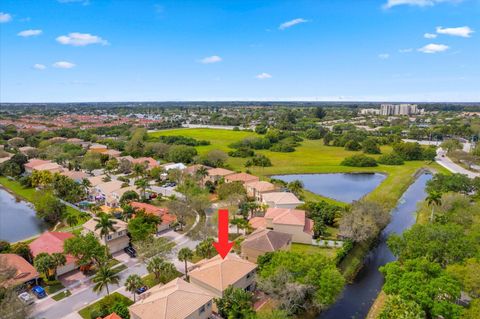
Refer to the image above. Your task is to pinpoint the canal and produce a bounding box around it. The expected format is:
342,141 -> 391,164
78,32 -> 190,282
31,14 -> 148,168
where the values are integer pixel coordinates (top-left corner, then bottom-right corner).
318,173 -> 432,319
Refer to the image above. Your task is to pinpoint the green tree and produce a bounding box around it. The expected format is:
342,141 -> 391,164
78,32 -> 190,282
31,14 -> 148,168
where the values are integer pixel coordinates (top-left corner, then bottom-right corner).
34,253 -> 55,279
33,191 -> 66,224
146,257 -> 176,283
287,180 -> 304,197
362,138 -> 381,154
120,190 -> 140,204
94,213 -> 117,241
177,247 -> 193,279
64,233 -> 107,266
426,191 -> 442,222
92,265 -> 120,295
127,215 -> 157,242
51,252 -> 67,279
195,237 -> 215,259
339,200 -> 389,242
134,178 -> 149,200
379,295 -> 425,319
217,181 -> 246,200
63,210 -> 79,227
215,286 -> 255,318
167,145 -> 198,163
447,258 -> 480,298
10,242 -> 33,263
125,274 -> 144,302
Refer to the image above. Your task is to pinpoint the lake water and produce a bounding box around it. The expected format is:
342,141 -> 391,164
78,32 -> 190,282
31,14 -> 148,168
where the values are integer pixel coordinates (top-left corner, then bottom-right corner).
271,173 -> 386,203
0,188 -> 47,242
318,173 -> 432,319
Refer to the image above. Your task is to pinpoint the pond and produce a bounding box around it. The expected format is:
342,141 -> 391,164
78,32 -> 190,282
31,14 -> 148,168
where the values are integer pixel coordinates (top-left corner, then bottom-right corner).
271,173 -> 386,203
0,188 -> 47,242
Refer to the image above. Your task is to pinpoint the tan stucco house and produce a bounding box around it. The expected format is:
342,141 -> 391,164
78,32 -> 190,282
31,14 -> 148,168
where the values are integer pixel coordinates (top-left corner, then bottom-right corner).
129,278 -> 214,319
241,229 -> 292,263
82,218 -> 129,254
244,180 -> 276,200
188,254 -> 257,297
261,191 -> 303,209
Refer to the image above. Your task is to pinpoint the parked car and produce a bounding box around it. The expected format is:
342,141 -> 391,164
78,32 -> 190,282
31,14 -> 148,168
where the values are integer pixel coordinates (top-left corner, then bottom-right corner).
18,292 -> 35,305
31,286 -> 46,299
136,285 -> 148,294
124,246 -> 136,258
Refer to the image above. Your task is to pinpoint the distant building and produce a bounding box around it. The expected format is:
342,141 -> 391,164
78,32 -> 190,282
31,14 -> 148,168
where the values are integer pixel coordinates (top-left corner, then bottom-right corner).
380,104 -> 420,116
360,108 -> 380,115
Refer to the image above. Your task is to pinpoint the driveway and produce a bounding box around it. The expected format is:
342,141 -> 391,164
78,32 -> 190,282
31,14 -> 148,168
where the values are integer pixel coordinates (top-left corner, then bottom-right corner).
58,270 -> 90,294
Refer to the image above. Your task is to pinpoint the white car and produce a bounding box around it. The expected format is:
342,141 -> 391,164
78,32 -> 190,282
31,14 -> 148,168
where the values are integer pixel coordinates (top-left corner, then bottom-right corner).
18,292 -> 34,305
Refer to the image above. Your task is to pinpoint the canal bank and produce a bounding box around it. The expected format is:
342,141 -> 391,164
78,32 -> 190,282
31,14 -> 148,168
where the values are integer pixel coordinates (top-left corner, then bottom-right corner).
318,173 -> 432,319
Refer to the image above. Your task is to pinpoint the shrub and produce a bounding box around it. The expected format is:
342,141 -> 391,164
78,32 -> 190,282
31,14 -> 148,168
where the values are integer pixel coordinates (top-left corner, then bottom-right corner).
341,154 -> 377,167
245,155 -> 272,167
344,140 -> 362,151
228,148 -> 255,158
378,152 -> 404,165
362,138 -> 381,154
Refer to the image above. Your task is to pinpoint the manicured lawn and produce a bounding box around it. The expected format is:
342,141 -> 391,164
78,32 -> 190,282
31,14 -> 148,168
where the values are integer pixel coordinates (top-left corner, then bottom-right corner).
291,243 -> 339,259
111,264 -> 127,275
44,281 -> 65,295
78,292 -> 133,319
0,176 -> 87,226
52,290 -> 71,301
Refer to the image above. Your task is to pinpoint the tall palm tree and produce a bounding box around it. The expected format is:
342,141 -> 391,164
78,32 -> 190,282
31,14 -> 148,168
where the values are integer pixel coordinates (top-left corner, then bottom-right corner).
51,253 -> 66,279
147,257 -> 165,282
81,178 -> 92,194
90,204 -> 103,216
287,180 -> 304,197
133,163 -> 146,179
195,166 -> 209,181
135,178 -> 149,200
125,274 -> 143,302
177,248 -> 193,280
426,191 -> 442,222
63,211 -> 79,228
94,213 -> 117,241
92,265 -> 120,295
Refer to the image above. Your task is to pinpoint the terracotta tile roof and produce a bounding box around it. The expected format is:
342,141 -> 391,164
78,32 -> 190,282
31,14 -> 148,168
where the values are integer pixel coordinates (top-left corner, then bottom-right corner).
224,172 -> 259,184
0,254 -> 39,287
130,202 -> 176,225
24,158 -> 51,169
265,208 -> 306,226
33,162 -> 64,173
245,181 -> 276,193
101,313 -> 122,319
129,278 -> 213,319
189,254 -> 257,292
61,170 -> 89,181
184,164 -> 209,175
261,192 -> 303,206
131,157 -> 159,168
207,167 -> 235,177
249,217 -> 267,230
29,232 -> 76,265
241,229 -> 292,252
83,218 -> 127,235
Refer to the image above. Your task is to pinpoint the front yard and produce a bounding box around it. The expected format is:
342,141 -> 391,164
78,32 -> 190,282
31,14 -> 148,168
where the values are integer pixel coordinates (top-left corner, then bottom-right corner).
78,292 -> 133,319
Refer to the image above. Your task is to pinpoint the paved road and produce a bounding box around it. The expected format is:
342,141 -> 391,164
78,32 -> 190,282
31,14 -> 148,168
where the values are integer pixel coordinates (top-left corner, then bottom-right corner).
435,149 -> 479,178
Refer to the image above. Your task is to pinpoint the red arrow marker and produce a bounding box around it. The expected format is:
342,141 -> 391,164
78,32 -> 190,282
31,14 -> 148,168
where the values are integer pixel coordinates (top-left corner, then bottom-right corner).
213,209 -> 234,259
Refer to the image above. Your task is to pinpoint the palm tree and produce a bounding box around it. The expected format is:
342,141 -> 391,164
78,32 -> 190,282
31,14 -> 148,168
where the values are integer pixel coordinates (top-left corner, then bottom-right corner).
426,191 -> 442,222
51,253 -> 66,279
81,178 -> 92,195
90,204 -> 103,216
177,248 -> 193,280
34,253 -> 55,279
125,274 -> 143,302
195,166 -> 209,181
147,257 -> 165,282
94,213 -> 117,241
195,237 -> 215,259
287,180 -> 304,197
133,163 -> 146,179
63,211 -> 79,228
230,218 -> 244,235
135,178 -> 149,200
92,265 -> 120,295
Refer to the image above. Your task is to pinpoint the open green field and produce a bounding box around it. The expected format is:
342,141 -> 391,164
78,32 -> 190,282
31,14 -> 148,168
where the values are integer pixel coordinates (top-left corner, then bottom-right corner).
291,243 -> 339,259
149,128 -> 448,209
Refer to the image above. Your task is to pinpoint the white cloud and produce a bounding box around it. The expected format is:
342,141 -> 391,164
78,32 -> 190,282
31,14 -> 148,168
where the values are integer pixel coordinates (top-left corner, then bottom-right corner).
383,0 -> 462,9
279,18 -> 308,30
53,61 -> 76,69
199,55 -> 222,64
56,32 -> 109,46
418,43 -> 449,53
436,26 -> 474,38
255,73 -> 272,79
0,12 -> 12,23
424,33 -> 437,39
378,53 -> 390,59
18,29 -> 43,37
33,64 -> 46,70
399,48 -> 413,53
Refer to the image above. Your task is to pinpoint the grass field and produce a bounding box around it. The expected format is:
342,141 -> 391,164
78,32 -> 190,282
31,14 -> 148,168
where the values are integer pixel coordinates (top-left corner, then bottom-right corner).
149,128 -> 448,209
291,243 -> 339,259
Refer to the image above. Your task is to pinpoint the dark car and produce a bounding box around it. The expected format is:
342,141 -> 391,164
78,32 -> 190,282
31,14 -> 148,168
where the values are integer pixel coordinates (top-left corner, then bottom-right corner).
124,246 -> 136,258
136,286 -> 148,294
31,286 -> 46,299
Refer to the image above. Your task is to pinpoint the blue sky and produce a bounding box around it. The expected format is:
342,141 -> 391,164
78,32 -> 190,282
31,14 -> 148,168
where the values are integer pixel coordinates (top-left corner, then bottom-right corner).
1,0 -> 479,102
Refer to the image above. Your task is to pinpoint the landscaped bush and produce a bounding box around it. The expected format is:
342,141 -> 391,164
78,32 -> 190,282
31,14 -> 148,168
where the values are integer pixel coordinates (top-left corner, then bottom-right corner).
157,135 -> 210,146
270,143 -> 295,152
362,138 -> 381,154
229,137 -> 271,150
341,154 -> 377,167
378,152 -> 404,165
228,147 -> 255,158
245,155 -> 272,167
344,140 -> 362,151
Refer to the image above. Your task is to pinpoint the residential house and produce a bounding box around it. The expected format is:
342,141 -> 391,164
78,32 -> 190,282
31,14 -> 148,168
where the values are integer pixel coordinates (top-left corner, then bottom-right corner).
93,180 -> 124,202
24,158 -> 52,174
87,175 -> 107,188
205,167 -> 235,184
29,232 -> 77,276
100,313 -> 122,319
61,170 -> 89,183
18,146 -> 37,156
104,149 -> 122,158
129,278 -> 214,319
89,143 -> 108,153
188,254 -> 257,297
82,218 -> 129,254
32,162 -> 64,174
241,229 -> 292,263
184,164 -> 210,176
130,202 -> 177,232
107,186 -> 140,208
162,162 -> 187,171
249,208 -> 313,244
0,254 -> 39,288
261,192 -> 303,209
224,172 -> 259,185
244,181 -> 276,200
131,157 -> 159,170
